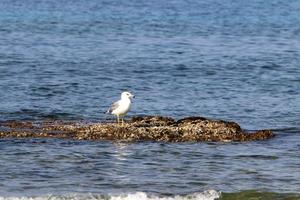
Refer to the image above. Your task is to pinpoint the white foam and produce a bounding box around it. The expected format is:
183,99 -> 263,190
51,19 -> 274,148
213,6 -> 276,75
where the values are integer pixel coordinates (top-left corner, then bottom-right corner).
110,190 -> 220,200
0,190 -> 221,200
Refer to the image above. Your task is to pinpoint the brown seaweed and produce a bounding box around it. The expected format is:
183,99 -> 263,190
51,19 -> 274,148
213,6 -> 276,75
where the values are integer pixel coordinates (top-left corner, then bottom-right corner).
0,116 -> 274,142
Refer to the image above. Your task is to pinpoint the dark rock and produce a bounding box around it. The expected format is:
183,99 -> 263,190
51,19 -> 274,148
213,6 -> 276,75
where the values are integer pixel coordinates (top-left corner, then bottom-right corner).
0,116 -> 274,142
131,116 -> 176,126
177,116 -> 208,124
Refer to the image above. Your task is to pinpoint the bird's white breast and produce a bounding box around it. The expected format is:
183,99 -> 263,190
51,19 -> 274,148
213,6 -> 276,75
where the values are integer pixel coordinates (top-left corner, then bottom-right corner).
112,98 -> 131,116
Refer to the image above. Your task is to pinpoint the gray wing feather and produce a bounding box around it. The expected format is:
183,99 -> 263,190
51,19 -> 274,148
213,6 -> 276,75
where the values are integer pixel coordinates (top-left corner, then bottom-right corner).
106,100 -> 120,114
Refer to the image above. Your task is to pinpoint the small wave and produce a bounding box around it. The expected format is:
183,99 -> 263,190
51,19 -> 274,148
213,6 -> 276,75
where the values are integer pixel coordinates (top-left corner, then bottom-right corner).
271,127 -> 300,134
0,190 -> 220,200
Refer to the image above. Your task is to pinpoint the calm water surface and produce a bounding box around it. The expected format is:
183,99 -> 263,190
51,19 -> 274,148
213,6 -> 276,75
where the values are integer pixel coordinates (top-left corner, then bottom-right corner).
0,0 -> 299,199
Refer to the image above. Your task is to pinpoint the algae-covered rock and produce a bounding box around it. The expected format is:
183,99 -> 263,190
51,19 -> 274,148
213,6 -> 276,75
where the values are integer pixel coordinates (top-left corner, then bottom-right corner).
0,116 -> 274,142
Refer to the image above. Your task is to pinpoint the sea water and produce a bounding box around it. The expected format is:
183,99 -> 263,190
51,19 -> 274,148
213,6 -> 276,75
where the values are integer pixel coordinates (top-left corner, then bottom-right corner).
0,0 -> 299,199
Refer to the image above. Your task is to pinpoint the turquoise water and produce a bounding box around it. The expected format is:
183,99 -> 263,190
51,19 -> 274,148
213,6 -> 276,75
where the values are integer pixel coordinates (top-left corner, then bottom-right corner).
0,0 -> 299,199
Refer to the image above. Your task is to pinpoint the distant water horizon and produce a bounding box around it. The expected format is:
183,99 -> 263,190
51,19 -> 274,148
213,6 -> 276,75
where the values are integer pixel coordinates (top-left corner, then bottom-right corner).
0,0 -> 299,199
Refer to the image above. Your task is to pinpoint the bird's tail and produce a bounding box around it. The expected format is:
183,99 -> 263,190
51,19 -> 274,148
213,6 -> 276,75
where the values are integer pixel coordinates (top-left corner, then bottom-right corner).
105,108 -> 112,114
104,109 -> 114,123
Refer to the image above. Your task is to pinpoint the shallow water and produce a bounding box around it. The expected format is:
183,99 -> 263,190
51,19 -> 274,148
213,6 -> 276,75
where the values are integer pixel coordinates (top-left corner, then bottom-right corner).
0,0 -> 299,199
0,135 -> 299,196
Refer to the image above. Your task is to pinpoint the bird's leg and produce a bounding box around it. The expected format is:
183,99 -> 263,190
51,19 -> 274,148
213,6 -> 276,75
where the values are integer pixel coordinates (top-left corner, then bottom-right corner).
122,117 -> 124,126
117,115 -> 120,125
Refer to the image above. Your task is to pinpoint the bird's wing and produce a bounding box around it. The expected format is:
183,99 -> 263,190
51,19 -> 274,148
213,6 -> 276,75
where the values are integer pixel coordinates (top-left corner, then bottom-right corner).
106,100 -> 120,114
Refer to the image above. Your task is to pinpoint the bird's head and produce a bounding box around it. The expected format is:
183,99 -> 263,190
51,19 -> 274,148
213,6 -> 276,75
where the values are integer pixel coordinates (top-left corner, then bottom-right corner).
121,91 -> 135,100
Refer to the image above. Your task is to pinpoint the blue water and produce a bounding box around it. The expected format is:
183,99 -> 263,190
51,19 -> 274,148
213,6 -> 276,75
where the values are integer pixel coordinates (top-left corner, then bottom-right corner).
0,0 -> 299,199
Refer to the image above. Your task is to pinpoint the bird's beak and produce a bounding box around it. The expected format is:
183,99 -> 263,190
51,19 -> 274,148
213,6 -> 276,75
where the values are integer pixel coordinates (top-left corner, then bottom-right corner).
131,95 -> 135,99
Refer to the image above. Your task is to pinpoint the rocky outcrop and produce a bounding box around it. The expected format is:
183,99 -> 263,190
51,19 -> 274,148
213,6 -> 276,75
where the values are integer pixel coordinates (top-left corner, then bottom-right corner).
0,116 -> 274,142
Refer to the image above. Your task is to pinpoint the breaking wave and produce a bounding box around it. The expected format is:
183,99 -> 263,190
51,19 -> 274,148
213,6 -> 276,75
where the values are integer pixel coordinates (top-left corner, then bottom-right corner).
0,190 -> 220,200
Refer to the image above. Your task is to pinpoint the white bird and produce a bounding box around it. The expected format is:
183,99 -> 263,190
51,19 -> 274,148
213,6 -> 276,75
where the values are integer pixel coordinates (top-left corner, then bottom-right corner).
106,91 -> 135,125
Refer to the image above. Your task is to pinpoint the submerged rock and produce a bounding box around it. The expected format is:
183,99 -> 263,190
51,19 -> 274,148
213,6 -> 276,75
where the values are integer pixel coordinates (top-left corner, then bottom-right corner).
0,116 -> 274,142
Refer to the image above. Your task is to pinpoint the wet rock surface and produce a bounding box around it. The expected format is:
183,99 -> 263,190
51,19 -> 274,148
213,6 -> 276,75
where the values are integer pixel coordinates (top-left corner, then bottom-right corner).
0,116 -> 274,142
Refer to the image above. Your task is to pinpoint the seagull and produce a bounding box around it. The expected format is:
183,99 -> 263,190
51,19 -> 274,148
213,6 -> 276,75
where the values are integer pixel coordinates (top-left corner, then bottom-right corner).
106,91 -> 135,125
